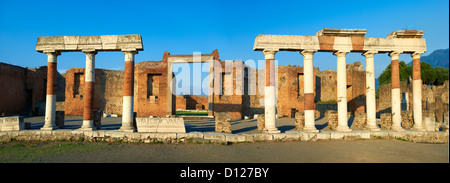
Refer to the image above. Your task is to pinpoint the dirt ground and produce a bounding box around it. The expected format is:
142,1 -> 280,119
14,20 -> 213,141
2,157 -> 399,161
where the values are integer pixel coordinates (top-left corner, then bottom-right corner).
2,139 -> 447,163
6,116 -> 447,163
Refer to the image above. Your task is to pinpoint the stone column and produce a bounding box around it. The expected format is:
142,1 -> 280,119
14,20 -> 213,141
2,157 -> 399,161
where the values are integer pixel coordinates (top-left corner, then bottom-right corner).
300,50 -> 319,133
334,51 -> 352,132
389,51 -> 404,131
411,52 -> 425,131
119,51 -> 137,132
362,51 -> 380,131
262,50 -> 280,133
79,50 -> 97,131
41,51 -> 60,130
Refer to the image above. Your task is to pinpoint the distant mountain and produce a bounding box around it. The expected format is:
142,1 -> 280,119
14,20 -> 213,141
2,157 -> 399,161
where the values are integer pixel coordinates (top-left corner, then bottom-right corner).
408,48 -> 449,68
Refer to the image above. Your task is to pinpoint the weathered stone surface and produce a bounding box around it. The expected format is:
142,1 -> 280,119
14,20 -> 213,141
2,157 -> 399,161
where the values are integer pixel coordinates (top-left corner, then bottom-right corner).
215,112 -> 231,133
401,111 -> 414,129
36,35 -> 143,52
0,116 -> 24,131
326,110 -> 338,130
354,112 -> 367,129
294,112 -> 305,130
380,113 -> 392,129
256,114 -> 265,132
135,117 -> 186,133
423,117 -> 436,132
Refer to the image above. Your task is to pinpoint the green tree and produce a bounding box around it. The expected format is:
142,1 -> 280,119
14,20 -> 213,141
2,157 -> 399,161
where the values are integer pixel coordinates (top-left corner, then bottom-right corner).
377,61 -> 412,86
420,62 -> 437,85
434,66 -> 449,85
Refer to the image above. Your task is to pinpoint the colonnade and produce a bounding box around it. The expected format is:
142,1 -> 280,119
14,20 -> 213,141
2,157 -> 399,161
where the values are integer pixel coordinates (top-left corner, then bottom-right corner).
40,49 -> 139,131
259,49 -> 425,133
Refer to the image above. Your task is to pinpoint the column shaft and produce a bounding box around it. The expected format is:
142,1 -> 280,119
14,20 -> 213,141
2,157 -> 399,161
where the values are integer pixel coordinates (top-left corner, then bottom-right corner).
120,51 -> 136,132
262,50 -> 280,134
389,51 -> 404,131
301,50 -> 319,133
334,51 -> 352,132
79,51 -> 97,131
41,52 -> 59,130
363,51 -> 380,131
411,52 -> 425,131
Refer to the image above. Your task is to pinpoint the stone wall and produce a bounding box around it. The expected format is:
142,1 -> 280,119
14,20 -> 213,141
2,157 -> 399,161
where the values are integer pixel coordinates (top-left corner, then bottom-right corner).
0,63 -> 64,116
377,79 -> 449,122
135,61 -> 170,117
175,95 -> 209,110
64,68 -> 124,116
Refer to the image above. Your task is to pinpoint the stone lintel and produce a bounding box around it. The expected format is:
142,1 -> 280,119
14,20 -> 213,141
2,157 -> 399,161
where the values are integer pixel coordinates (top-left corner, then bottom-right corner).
316,28 -> 367,37
387,30 -> 425,39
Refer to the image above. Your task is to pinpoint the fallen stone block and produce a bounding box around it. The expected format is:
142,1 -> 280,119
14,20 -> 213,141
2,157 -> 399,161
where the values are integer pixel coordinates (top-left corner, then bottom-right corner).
215,112 -> 232,133
0,116 -> 24,132
136,117 -> 186,133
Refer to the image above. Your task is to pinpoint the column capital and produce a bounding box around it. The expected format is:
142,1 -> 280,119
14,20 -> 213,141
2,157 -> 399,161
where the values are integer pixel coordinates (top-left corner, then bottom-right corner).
411,51 -> 424,59
333,51 -> 348,57
44,50 -> 61,56
362,50 -> 378,57
123,50 -> 137,62
262,49 -> 278,60
388,51 -> 402,59
300,49 -> 317,56
82,49 -> 98,55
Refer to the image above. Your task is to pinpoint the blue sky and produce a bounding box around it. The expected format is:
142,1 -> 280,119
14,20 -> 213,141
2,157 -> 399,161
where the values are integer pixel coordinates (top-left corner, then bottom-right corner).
0,0 -> 448,95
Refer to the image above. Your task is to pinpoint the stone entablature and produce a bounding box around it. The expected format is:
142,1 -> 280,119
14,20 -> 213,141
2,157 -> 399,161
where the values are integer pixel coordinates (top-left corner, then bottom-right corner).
253,28 -> 426,54
36,35 -> 143,53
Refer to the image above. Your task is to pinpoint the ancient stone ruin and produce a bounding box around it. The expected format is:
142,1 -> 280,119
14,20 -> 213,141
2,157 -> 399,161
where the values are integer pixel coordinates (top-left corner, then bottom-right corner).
0,28 -> 448,143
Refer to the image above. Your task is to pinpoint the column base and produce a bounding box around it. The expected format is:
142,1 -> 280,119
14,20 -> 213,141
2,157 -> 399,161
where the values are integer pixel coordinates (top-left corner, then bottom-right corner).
41,125 -> 58,131
263,127 -> 281,134
391,126 -> 404,132
77,127 -> 97,131
363,125 -> 381,132
336,126 -> 352,132
78,120 -> 96,131
118,127 -> 136,132
302,126 -> 319,133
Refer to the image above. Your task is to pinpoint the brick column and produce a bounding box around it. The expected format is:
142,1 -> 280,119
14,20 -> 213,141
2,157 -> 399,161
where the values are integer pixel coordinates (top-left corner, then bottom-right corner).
79,50 -> 97,131
334,51 -> 352,132
389,51 -> 404,131
262,50 -> 280,134
300,50 -> 319,133
411,52 -> 425,131
362,51 -> 380,131
41,51 -> 60,130
119,51 -> 137,132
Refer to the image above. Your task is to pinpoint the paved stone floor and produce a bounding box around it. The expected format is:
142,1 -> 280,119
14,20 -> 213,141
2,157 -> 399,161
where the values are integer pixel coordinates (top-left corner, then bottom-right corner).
23,115 -> 354,134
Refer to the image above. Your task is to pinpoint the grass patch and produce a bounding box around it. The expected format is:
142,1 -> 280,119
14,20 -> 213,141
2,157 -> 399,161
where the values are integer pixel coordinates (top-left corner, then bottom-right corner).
396,137 -> 408,142
0,142 -> 109,163
176,110 -> 208,116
